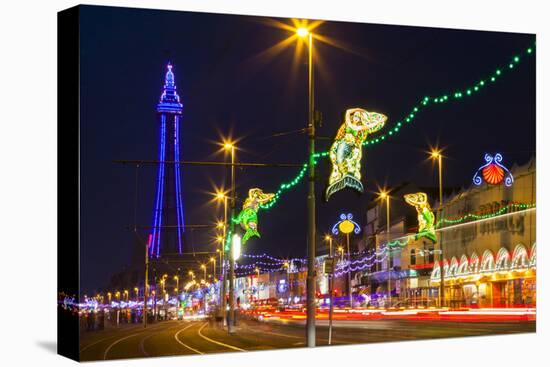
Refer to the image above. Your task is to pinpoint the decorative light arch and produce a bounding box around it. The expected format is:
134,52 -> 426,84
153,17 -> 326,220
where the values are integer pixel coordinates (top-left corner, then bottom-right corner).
470,252 -> 480,274
480,250 -> 495,273
431,262 -> 441,281
449,257 -> 459,278
442,259 -> 451,278
495,247 -> 510,271
430,244 -> 536,282
457,254 -> 470,276
530,243 -> 537,268
511,244 -> 529,269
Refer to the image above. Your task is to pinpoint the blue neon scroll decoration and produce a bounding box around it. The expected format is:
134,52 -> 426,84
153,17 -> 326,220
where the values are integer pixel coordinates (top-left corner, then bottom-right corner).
472,153 -> 514,187
331,213 -> 361,235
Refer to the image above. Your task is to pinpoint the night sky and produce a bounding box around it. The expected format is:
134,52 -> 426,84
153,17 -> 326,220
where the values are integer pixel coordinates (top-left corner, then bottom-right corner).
79,5 -> 535,293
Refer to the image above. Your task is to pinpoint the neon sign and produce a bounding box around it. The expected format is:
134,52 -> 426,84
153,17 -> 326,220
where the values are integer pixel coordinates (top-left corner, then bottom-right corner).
472,153 -> 513,187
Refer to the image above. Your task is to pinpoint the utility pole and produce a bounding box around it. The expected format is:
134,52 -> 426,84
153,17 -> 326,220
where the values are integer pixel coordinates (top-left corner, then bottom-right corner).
228,144 -> 237,334
305,30 -> 317,348
144,237 -> 149,328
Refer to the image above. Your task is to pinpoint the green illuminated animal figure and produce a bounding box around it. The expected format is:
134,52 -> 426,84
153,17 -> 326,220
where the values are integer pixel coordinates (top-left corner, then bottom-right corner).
236,188 -> 275,244
326,108 -> 387,200
404,192 -> 437,243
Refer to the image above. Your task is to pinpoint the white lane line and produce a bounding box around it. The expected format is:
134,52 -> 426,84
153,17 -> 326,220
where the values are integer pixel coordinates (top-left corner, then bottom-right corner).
103,332 -> 144,360
197,322 -> 246,352
80,322 -> 166,353
174,323 -> 204,355
80,335 -> 119,353
141,322 -> 187,356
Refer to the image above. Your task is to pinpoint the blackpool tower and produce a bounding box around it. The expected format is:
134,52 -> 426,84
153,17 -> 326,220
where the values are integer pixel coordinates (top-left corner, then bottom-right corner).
149,63 -> 185,257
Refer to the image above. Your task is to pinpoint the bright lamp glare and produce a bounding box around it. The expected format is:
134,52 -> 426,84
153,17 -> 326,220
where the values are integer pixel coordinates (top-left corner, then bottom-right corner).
297,28 -> 309,37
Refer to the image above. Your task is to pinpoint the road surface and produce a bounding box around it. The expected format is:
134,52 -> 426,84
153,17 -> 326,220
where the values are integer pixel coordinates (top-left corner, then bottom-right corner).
79,317 -> 535,361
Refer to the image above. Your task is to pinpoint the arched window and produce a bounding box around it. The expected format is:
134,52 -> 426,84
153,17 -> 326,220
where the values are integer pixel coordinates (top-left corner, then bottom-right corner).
457,255 -> 470,276
410,249 -> 416,266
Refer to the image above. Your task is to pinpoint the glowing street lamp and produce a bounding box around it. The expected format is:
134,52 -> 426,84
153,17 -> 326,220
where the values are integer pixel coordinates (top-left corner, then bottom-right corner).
296,27 -> 309,38
134,287 -> 139,302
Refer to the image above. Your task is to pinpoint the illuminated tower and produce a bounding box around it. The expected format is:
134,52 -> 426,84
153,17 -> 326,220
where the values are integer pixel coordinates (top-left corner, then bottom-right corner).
149,63 -> 185,257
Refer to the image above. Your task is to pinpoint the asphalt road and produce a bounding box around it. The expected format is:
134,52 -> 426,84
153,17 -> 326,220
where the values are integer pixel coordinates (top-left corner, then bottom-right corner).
79,317 -> 535,361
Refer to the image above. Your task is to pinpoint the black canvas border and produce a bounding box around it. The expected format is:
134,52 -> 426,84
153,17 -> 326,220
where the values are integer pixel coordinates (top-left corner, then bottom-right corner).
57,5 -> 81,362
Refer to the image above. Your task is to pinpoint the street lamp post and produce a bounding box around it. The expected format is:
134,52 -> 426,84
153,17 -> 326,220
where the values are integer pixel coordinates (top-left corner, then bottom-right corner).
296,25 -> 317,349
216,191 -> 228,323
379,191 -> 391,307
325,235 -> 334,345
210,257 -> 217,279
144,239 -> 149,328
224,142 -> 237,333
201,264 -> 207,282
430,149 -> 445,308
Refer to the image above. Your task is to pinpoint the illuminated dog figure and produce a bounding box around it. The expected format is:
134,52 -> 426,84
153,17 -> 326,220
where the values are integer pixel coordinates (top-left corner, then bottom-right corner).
236,188 -> 275,244
326,108 -> 387,200
404,192 -> 437,243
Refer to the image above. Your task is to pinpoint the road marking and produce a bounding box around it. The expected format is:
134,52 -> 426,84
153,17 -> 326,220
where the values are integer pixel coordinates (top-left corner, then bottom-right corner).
197,322 -> 246,352
174,323 -> 204,355
80,335 -> 119,353
140,321 -> 187,356
80,321 -> 166,353
103,332 -> 144,360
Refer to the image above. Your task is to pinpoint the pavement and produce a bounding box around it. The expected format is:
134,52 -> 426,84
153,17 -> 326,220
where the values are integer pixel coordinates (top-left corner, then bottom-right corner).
79,314 -> 535,361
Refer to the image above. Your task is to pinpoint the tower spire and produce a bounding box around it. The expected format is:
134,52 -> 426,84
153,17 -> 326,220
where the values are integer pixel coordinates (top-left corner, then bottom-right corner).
157,62 -> 183,113
150,62 -> 186,257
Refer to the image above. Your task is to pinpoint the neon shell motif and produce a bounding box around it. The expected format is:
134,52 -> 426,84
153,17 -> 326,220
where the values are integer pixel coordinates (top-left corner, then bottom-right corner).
472,153 -> 514,187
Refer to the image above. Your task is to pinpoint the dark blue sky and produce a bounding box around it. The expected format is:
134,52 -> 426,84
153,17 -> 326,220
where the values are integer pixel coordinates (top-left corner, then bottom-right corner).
79,5 -> 535,292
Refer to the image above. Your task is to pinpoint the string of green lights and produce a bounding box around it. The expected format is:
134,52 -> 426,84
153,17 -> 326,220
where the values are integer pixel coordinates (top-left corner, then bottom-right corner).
384,203 -> 536,249
258,41 -> 535,211
436,202 -> 535,228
